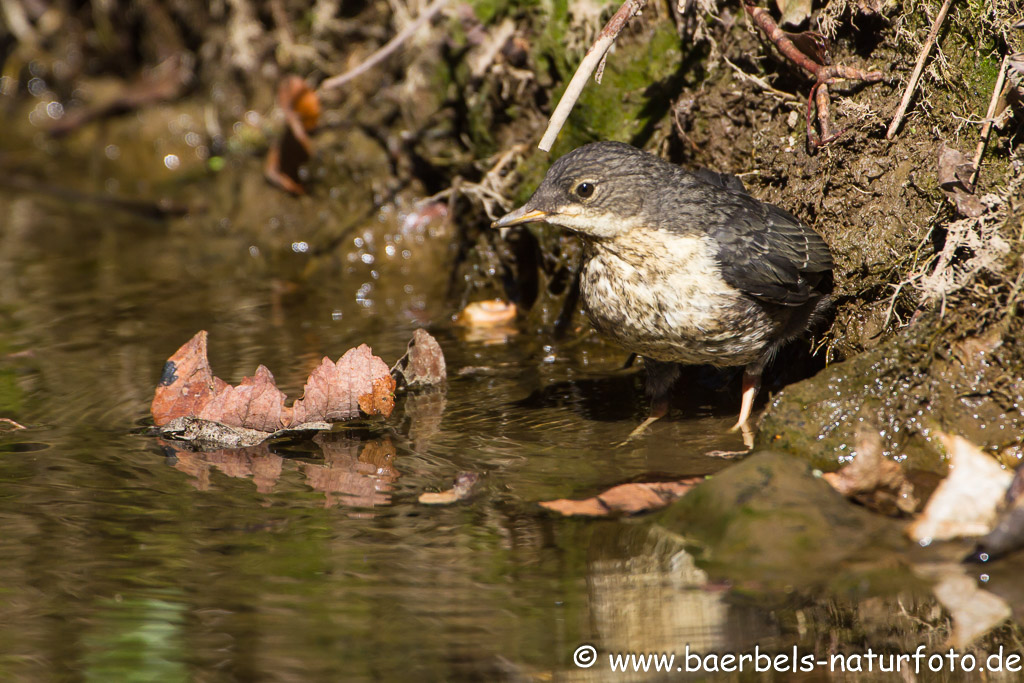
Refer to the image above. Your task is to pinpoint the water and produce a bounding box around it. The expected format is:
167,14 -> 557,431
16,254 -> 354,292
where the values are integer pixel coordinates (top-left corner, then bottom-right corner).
1,162 -> 1018,681
0,183 -> 758,680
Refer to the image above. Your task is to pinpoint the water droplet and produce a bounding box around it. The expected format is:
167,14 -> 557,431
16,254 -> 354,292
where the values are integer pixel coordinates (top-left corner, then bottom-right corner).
27,77 -> 46,97
163,154 -> 180,170
291,241 -> 309,253
248,245 -> 260,257
360,253 -> 374,265
45,101 -> 64,119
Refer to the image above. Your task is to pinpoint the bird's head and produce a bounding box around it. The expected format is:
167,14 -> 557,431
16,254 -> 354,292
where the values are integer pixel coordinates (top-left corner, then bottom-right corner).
492,142 -> 660,239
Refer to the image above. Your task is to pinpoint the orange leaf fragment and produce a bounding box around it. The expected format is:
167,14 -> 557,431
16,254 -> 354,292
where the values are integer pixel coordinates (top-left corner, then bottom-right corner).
358,375 -> 397,417
540,478 -> 703,517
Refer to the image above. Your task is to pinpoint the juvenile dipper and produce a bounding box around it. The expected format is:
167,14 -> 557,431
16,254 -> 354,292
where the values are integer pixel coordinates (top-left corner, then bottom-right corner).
492,141 -> 833,432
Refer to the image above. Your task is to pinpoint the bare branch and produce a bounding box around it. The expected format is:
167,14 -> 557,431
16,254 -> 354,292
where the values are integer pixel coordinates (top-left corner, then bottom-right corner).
538,0 -> 647,152
969,54 -> 1008,191
886,0 -> 954,140
319,0 -> 449,92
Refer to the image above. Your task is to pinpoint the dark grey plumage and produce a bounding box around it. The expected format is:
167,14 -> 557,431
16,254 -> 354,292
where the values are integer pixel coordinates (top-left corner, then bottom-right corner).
493,141 -> 833,428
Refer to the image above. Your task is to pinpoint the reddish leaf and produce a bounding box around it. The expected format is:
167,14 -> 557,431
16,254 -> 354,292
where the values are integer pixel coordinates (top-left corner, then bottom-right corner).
540,478 -> 703,517
198,365 -> 288,432
152,333 -> 395,441
291,345 -> 393,424
151,331 -> 218,427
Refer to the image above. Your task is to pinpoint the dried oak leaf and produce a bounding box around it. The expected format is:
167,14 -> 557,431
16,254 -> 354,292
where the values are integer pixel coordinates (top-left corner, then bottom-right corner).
153,333 -> 395,441
151,330 -> 218,427
199,365 -> 288,432
392,328 -> 447,388
539,479 -> 703,517
291,345 -> 393,424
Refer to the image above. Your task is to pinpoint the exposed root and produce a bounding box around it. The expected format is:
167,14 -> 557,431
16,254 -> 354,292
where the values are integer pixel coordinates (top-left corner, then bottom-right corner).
744,2 -> 883,150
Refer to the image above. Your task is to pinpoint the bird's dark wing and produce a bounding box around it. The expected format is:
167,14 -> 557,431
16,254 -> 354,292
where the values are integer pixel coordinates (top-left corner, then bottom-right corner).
708,193 -> 833,307
692,168 -> 747,194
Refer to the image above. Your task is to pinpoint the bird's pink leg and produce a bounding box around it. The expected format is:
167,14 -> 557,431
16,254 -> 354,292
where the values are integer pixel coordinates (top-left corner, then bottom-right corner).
731,368 -> 761,432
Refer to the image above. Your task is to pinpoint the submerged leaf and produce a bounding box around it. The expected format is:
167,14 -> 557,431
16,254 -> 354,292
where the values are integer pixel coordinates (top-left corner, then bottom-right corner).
419,472 -> 480,505
540,479 -> 702,517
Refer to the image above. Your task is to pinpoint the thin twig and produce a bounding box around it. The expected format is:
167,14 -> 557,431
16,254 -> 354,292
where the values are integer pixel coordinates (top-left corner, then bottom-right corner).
319,0 -> 449,91
0,418 -> 26,430
722,55 -> 800,102
538,0 -> 647,152
969,54 -> 1008,191
886,0 -> 955,140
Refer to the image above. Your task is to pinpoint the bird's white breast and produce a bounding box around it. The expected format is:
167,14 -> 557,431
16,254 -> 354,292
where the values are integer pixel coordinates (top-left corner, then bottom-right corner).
579,229 -> 779,366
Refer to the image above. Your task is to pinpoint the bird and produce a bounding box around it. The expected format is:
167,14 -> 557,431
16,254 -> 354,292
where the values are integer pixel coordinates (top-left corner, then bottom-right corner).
491,141 -> 833,439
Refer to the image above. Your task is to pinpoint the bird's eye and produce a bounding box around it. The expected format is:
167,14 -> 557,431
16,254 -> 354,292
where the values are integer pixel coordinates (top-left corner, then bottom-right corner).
575,182 -> 595,199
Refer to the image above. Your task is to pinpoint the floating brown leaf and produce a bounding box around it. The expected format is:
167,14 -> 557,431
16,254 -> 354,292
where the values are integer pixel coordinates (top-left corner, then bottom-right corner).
152,330 -> 218,426
291,345 -> 393,424
198,365 -> 288,432
392,328 -> 447,388
539,478 -> 703,517
152,332 -> 394,444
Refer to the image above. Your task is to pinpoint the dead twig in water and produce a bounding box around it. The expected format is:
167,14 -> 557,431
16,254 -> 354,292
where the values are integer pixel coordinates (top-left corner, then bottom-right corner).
886,0 -> 954,140
0,418 -> 27,430
968,54 -> 1008,191
319,0 -> 449,92
744,3 -> 882,150
538,0 -> 647,152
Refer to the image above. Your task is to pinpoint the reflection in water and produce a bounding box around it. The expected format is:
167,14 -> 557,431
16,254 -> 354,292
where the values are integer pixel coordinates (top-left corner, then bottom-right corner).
162,434 -> 400,509
165,442 -> 284,493
303,434 -> 399,509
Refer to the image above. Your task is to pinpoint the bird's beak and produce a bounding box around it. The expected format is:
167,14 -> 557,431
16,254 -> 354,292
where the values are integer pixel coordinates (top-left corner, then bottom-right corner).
491,205 -> 549,229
